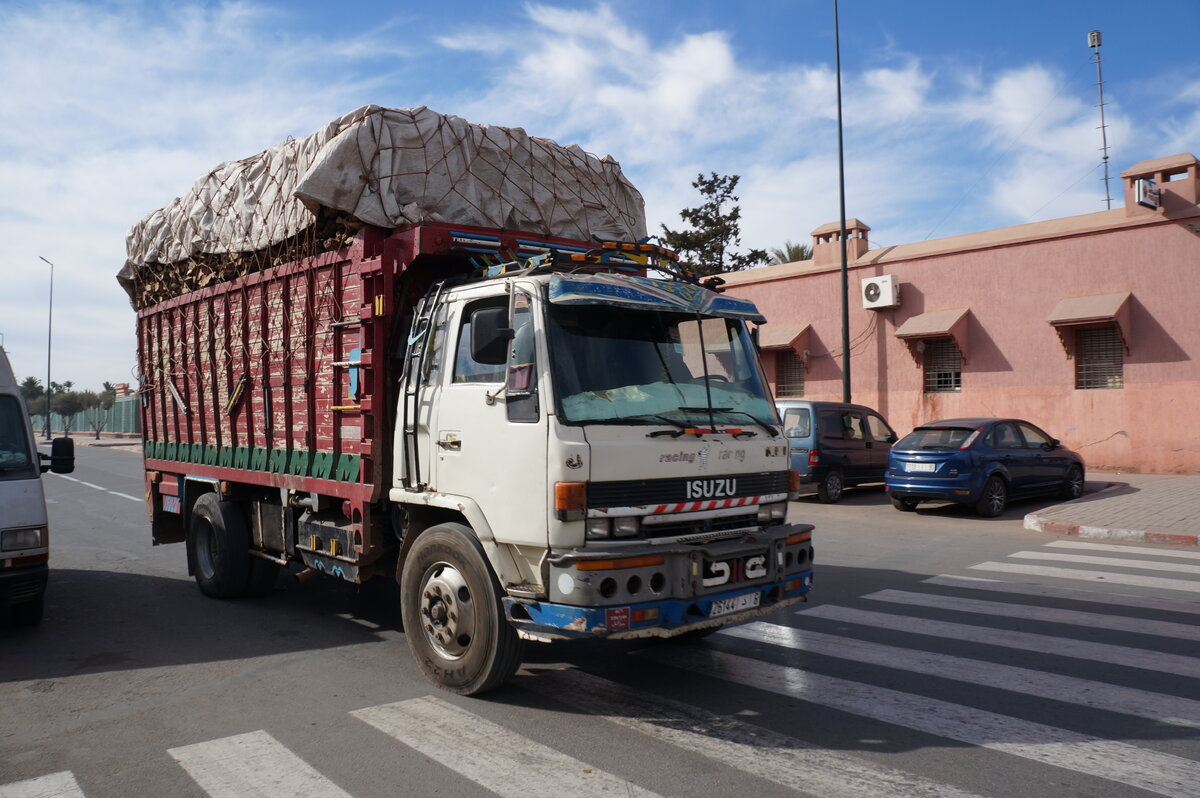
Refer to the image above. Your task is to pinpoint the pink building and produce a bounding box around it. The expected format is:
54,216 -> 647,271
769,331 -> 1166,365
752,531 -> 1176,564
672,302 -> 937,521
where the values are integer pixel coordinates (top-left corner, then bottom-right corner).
723,153 -> 1200,474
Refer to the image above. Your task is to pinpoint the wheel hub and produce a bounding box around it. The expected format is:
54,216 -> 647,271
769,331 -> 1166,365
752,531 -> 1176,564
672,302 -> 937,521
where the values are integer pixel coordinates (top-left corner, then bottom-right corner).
419,562 -> 475,660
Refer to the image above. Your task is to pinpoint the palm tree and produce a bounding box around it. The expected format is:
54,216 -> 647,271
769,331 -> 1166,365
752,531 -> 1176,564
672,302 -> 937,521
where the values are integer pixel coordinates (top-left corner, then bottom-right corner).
769,240 -> 812,264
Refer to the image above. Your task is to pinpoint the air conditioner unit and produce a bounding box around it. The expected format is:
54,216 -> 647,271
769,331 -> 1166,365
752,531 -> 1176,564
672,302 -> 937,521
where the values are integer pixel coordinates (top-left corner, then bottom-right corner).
861,275 -> 900,309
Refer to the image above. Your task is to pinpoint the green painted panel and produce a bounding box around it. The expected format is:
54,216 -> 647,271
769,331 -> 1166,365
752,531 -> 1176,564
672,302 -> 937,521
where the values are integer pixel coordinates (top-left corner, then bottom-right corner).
310,451 -> 333,480
234,447 -> 250,469
268,448 -> 288,474
288,449 -> 310,477
191,443 -> 205,463
218,447 -> 233,467
154,441 -> 166,459
165,442 -> 178,461
250,447 -> 268,471
144,440 -> 155,458
335,453 -> 360,482
204,445 -> 218,466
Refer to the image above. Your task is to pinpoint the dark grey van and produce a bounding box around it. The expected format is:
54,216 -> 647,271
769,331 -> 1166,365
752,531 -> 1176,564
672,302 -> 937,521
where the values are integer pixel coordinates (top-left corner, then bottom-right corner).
776,400 -> 897,503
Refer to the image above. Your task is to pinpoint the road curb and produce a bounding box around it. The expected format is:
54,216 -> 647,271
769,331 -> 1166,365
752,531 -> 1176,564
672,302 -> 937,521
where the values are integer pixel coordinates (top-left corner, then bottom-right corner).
1023,482 -> 1200,547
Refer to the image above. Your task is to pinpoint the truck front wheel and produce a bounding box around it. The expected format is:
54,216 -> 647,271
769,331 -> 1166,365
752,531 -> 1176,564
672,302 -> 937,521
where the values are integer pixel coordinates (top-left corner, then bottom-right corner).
189,493 -> 251,599
400,523 -> 523,695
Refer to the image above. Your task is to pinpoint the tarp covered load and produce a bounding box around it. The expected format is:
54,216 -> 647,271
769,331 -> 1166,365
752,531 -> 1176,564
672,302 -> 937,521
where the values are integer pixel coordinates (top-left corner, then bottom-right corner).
119,105 -> 647,306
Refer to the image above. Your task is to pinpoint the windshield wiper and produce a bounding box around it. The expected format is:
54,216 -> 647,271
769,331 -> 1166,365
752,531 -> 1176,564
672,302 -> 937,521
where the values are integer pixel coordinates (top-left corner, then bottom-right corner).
714,409 -> 777,438
637,415 -> 691,438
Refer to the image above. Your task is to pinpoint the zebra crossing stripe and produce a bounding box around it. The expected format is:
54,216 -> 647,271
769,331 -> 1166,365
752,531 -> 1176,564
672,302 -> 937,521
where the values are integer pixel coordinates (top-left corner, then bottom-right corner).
637,646 -> 1200,798
1010,550 -> 1200,575
352,695 -> 661,798
721,621 -> 1200,727
1046,540 -> 1200,561
168,730 -> 352,798
800,604 -> 1200,678
968,562 -> 1200,593
861,589 -> 1200,642
527,668 -> 987,798
0,771 -> 85,798
921,574 -> 1200,616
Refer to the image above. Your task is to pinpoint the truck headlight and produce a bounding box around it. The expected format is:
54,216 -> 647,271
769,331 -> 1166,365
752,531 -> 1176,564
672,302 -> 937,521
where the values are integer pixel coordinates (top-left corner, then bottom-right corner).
2,526 -> 46,551
613,517 -> 640,538
757,503 -> 787,523
586,518 -> 611,539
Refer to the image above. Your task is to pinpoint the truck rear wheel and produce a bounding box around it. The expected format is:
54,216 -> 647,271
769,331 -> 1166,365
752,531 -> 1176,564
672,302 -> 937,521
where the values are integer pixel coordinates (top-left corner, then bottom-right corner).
189,493 -> 251,599
400,523 -> 523,695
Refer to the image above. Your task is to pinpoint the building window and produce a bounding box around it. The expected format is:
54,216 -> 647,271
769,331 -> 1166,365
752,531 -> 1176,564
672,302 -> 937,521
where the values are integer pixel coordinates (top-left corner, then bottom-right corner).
923,338 -> 962,393
776,350 -> 805,396
1075,324 -> 1123,389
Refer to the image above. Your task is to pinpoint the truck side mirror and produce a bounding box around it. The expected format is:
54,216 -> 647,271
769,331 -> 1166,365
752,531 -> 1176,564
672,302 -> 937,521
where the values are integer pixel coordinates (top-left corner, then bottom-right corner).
470,307 -> 514,366
47,436 -> 74,474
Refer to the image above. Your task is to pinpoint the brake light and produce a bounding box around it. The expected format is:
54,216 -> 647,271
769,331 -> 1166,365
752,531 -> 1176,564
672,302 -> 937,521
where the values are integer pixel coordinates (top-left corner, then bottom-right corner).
808,449 -> 819,466
959,428 -> 983,449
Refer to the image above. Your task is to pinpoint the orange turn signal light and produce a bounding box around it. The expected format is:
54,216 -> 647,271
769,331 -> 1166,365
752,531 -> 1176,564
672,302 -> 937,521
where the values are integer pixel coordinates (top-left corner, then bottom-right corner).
555,482 -> 586,511
786,530 -> 812,545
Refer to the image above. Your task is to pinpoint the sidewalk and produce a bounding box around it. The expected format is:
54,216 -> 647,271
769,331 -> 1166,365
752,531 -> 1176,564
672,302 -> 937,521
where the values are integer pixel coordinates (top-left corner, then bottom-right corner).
1025,471 -> 1200,547
38,432 -> 142,451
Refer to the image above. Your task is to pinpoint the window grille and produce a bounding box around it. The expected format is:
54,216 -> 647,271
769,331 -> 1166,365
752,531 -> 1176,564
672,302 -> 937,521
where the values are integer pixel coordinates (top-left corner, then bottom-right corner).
1075,324 -> 1123,389
776,350 -> 805,397
923,338 -> 962,393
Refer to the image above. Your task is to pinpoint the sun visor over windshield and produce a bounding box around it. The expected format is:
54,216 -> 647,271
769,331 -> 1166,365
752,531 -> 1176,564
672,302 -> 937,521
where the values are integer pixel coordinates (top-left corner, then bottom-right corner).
548,273 -> 767,324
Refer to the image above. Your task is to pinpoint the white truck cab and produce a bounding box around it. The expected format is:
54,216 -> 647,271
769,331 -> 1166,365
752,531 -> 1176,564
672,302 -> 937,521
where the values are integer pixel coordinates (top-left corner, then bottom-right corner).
0,346 -> 73,626
390,262 -> 813,692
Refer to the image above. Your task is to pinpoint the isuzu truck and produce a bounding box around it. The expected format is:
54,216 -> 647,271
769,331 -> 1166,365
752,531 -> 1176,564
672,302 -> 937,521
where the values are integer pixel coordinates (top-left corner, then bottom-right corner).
122,105 -> 813,693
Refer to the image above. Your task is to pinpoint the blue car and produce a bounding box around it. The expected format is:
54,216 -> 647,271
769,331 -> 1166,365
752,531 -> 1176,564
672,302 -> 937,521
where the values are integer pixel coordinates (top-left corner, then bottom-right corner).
885,418 -> 1085,517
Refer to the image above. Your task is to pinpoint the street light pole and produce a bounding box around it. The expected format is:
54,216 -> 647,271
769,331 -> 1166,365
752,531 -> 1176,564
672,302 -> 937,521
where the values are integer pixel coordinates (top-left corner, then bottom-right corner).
834,0 -> 851,402
38,256 -> 54,440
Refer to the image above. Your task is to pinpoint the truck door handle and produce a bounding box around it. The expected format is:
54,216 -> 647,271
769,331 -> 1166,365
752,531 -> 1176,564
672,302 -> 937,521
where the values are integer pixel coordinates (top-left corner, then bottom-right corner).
437,438 -> 461,450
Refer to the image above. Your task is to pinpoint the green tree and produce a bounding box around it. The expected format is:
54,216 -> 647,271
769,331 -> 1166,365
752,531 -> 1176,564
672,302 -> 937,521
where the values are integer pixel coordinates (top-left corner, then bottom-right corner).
52,390 -> 89,436
769,240 -> 812,264
660,173 -> 768,277
81,388 -> 117,439
19,376 -> 43,406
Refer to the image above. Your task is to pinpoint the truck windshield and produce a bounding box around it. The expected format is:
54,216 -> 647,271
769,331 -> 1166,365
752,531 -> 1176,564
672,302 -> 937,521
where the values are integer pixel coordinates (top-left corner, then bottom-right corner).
0,395 -> 35,478
547,303 -> 776,426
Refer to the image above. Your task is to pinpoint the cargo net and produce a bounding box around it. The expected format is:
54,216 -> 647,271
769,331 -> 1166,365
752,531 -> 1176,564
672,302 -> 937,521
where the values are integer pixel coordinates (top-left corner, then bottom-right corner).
119,105 -> 647,309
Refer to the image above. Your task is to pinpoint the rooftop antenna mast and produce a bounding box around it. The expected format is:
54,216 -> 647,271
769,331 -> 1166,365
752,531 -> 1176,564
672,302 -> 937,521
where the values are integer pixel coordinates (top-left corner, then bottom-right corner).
1089,30 -> 1113,209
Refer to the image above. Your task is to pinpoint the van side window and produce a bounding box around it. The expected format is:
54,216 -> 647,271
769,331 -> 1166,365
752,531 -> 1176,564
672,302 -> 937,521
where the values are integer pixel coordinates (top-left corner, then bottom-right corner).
866,414 -> 894,443
841,412 -> 865,440
782,408 -> 811,438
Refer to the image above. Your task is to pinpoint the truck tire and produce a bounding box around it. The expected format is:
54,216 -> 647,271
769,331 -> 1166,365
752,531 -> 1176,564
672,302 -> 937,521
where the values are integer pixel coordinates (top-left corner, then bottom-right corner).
189,493 -> 251,599
11,595 -> 44,626
400,523 -> 523,695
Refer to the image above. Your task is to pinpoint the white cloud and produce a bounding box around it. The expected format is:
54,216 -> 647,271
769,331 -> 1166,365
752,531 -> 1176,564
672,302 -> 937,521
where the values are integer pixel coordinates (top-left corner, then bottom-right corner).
0,1 -> 388,389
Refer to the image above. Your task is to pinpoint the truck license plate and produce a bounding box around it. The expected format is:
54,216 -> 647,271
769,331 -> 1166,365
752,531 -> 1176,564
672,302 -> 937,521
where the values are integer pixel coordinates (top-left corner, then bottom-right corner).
905,462 -> 936,473
709,591 -> 761,618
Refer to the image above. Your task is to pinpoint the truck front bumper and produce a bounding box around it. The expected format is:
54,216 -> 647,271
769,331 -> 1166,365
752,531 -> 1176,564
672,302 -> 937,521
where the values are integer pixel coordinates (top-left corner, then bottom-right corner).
503,571 -> 813,641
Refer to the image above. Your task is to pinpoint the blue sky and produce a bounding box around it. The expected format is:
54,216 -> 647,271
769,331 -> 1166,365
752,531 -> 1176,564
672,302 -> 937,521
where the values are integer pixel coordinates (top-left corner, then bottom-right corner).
2,0 -> 1198,390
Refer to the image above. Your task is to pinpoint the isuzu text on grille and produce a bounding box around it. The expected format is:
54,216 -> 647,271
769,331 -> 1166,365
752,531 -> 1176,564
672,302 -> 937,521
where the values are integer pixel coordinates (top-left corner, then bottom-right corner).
686,478 -> 738,499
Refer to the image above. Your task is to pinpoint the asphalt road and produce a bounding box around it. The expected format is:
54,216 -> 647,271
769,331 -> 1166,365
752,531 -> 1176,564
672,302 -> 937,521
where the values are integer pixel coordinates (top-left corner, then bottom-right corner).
2,447 -> 1198,798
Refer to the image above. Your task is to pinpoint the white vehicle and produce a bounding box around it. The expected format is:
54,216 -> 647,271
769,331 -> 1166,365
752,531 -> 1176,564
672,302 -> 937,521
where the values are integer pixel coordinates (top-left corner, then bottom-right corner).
0,346 -> 73,626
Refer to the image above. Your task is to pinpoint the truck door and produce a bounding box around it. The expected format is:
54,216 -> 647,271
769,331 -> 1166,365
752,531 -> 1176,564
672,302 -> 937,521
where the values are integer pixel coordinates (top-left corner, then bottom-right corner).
429,290 -> 548,548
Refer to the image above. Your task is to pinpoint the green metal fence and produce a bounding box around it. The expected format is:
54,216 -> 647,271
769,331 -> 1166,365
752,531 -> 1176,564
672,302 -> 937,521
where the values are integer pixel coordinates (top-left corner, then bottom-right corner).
31,394 -> 141,437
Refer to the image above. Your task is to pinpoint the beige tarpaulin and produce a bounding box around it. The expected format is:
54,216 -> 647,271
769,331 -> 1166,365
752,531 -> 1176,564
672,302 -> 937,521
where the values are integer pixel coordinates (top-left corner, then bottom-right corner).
119,105 -> 646,301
